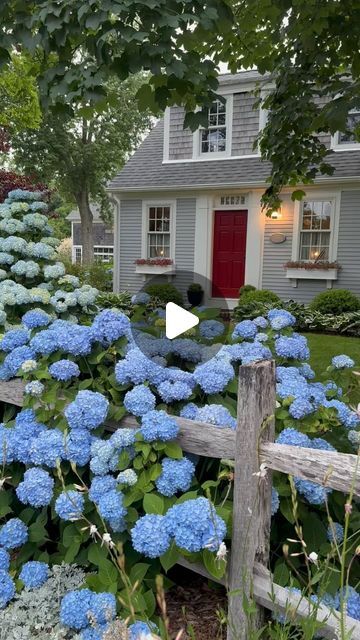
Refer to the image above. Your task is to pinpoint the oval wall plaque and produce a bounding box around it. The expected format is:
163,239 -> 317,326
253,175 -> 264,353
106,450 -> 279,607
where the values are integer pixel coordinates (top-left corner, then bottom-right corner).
270,233 -> 287,244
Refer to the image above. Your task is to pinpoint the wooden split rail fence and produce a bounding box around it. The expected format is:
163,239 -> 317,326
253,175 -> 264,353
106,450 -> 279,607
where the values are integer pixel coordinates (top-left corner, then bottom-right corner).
0,361 -> 360,640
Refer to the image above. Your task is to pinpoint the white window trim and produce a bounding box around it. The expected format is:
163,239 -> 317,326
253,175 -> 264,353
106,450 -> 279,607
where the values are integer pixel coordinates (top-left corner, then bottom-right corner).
291,192 -> 341,263
192,95 -> 233,160
141,199 -> 176,262
72,245 -> 114,264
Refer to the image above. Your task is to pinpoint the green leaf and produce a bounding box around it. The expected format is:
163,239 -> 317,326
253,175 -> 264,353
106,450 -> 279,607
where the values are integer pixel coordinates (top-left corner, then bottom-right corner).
143,493 -> 165,515
202,549 -> 226,580
129,562 -> 150,585
160,542 -> 180,572
64,540 -> 80,563
163,442 -> 183,459
273,561 -> 290,587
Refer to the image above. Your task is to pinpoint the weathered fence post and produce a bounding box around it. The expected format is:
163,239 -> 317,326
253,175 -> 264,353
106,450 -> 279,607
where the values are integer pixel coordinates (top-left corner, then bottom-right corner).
227,360 -> 276,640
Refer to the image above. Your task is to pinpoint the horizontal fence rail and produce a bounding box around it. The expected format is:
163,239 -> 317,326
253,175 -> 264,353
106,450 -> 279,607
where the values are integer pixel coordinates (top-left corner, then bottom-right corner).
1,361 -> 360,639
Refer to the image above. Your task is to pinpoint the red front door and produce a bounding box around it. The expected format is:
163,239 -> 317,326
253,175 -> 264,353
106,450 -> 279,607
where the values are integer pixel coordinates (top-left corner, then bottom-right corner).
212,210 -> 248,298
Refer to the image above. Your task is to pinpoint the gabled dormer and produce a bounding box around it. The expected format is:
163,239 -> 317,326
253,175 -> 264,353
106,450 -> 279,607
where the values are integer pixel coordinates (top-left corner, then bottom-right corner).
163,71 -> 269,163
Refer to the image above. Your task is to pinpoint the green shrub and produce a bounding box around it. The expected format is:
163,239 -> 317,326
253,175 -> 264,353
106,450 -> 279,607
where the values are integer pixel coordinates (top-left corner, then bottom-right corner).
239,289 -> 281,305
145,282 -> 183,306
97,291 -> 132,313
310,289 -> 360,314
58,252 -> 113,291
239,284 -> 256,296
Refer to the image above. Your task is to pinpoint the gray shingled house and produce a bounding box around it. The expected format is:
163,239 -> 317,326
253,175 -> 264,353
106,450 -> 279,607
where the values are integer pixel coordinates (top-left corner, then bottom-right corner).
107,71 -> 360,307
67,207 -> 114,264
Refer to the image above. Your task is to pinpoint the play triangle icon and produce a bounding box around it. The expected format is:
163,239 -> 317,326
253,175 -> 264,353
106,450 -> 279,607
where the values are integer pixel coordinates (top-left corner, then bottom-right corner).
165,302 -> 199,339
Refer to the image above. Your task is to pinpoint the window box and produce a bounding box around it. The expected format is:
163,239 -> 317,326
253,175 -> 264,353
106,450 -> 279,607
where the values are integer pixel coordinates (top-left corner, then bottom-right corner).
135,263 -> 175,275
286,267 -> 338,280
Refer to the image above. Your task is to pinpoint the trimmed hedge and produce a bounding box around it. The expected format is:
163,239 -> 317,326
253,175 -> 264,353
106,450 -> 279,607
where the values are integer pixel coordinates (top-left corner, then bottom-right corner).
310,289 -> 360,315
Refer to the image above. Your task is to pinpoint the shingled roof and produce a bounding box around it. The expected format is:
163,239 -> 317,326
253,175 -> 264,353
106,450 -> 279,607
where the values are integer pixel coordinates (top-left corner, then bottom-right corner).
108,118 -> 360,193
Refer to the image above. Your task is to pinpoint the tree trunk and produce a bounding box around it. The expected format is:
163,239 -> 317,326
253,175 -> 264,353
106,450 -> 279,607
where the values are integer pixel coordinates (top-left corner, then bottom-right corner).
76,191 -> 94,264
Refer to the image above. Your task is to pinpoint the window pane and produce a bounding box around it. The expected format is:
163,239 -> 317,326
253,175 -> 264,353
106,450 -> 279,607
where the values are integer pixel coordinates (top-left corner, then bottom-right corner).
339,112 -> 360,143
302,215 -> 312,230
149,219 -> 155,231
303,202 -> 312,216
300,246 -> 310,260
149,207 -> 156,218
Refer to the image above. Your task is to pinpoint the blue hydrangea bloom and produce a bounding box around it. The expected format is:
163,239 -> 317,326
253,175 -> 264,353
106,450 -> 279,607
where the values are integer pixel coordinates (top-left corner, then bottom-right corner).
16,467 -> 54,507
140,410 -> 179,442
232,320 -> 258,340
0,518 -> 28,549
165,497 -> 226,553
131,292 -> 150,305
90,310 -> 130,346
65,390 -> 109,430
117,469 -> 138,486
131,514 -> 171,558
24,381 -> 44,397
253,316 -> 268,329
170,338 -> 203,363
332,354 -> 355,369
180,403 -> 236,429
55,490 -> 84,521
63,429 -> 92,467
60,589 -> 95,630
49,359 -> 80,381
157,380 -> 193,403
90,591 -> 116,624
30,428 -> 64,467
89,475 -> 117,504
276,428 -> 311,448
80,625 -> 109,640
275,334 -> 310,361
129,621 -> 159,639
156,457 -> 195,496
288,398 -> 314,419
271,488 -> 280,516
193,357 -> 234,394
22,309 -> 51,329
97,489 -> 127,529
268,309 -> 296,330
335,587 -> 360,620
0,549 -> 10,572
179,403 -> 198,420
0,570 -> 15,608
327,523 -> 344,544
325,399 -> 360,429
0,329 -> 29,352
19,561 -> 49,589
199,320 -> 225,339
3,345 -> 36,376
124,385 -> 156,417
299,363 -> 315,379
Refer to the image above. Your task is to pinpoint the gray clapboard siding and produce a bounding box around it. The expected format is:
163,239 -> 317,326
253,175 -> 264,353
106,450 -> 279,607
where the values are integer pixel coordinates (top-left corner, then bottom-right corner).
118,200 -> 143,293
73,222 -> 114,246
174,198 -> 196,295
261,202 -> 326,303
334,190 -> 360,296
169,107 -> 193,160
232,92 -> 259,156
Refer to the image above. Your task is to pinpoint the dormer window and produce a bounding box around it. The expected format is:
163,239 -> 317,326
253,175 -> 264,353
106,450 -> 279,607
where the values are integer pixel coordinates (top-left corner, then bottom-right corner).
331,110 -> 360,150
201,100 -> 227,153
193,96 -> 233,159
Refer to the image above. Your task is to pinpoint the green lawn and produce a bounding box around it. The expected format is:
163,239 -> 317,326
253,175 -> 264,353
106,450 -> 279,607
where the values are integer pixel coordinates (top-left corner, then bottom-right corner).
305,332 -> 360,376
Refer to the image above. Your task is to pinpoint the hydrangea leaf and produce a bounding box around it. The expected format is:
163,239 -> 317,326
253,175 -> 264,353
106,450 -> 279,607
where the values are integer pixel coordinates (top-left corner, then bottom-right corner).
143,493 -> 165,515
160,543 -> 180,573
202,548 -> 226,580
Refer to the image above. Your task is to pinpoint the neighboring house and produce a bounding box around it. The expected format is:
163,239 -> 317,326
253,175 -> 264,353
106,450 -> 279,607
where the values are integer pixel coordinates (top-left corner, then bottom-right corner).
107,70 -> 360,307
67,207 -> 114,264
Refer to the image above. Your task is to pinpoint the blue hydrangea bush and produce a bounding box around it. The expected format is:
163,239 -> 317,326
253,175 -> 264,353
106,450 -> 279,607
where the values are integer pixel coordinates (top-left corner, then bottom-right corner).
0,189 -> 98,329
0,298 -> 359,635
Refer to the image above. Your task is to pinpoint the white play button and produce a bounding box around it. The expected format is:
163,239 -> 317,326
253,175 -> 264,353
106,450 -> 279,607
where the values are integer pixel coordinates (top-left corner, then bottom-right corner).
165,302 -> 199,339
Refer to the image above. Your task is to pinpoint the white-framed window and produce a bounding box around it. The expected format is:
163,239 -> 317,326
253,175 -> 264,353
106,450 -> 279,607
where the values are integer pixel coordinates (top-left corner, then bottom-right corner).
74,246 -> 82,264
72,245 -> 113,264
193,96 -> 233,159
292,195 -> 340,265
298,200 -> 332,261
331,110 -> 360,150
141,201 -> 176,260
94,246 -> 114,263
